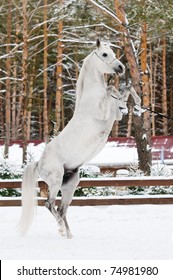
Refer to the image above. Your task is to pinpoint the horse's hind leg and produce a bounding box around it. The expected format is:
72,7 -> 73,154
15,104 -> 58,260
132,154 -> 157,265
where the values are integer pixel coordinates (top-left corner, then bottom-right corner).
46,191 -> 66,237
58,168 -> 80,238
43,170 -> 66,237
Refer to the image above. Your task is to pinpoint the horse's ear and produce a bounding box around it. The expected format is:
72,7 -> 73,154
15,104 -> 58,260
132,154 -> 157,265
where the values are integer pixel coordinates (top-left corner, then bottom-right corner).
96,38 -> 101,48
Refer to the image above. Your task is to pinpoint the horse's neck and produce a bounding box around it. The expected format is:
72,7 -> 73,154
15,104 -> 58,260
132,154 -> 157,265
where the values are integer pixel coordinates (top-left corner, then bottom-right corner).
75,53 -> 106,109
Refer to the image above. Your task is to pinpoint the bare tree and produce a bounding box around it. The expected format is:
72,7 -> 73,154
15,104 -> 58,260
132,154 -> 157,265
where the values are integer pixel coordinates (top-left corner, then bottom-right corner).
43,0 -> 49,143
55,0 -> 63,134
4,0 -> 12,158
22,0 -> 28,164
162,34 -> 168,135
115,0 -> 152,174
140,21 -> 151,151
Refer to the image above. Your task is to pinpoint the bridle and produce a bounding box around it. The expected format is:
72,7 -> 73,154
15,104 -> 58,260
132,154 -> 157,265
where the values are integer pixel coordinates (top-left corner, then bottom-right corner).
94,51 -> 117,66
95,51 -> 173,122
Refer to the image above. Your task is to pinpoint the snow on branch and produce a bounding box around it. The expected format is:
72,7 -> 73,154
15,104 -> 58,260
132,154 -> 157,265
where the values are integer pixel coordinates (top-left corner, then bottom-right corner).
64,23 -> 120,35
0,77 -> 22,81
59,38 -> 121,49
86,0 -> 122,25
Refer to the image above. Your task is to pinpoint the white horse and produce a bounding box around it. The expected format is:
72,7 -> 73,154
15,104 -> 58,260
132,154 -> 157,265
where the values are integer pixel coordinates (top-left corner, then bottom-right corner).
20,39 -> 138,238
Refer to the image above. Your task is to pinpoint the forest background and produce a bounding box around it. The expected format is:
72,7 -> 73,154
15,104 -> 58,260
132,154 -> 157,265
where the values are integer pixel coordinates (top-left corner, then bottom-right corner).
0,0 -> 173,174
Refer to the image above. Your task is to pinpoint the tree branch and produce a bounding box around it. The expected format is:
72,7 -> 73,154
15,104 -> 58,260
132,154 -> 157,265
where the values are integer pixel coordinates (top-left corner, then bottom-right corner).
85,0 -> 122,25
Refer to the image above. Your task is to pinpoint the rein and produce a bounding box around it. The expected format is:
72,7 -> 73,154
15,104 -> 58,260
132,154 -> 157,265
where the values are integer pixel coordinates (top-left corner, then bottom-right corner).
140,106 -> 173,121
111,93 -> 173,121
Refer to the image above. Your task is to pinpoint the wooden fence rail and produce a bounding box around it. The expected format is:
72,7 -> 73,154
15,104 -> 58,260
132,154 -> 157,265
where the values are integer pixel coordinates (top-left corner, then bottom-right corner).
0,177 -> 173,206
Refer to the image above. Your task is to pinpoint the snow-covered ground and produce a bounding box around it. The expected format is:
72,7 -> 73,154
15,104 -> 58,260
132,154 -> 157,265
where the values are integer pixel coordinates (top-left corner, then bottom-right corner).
1,142 -> 173,173
1,204 -> 173,260
0,142 -> 138,170
1,143 -> 173,260
90,141 -> 138,167
0,143 -> 45,169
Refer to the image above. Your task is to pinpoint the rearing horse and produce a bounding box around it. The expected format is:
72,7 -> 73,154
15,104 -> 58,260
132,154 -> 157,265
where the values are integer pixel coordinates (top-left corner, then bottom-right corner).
20,39 -> 126,238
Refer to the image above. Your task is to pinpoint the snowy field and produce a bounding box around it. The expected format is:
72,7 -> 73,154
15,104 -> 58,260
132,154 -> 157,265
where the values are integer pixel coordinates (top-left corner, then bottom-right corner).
0,142 -> 139,170
1,143 -> 173,260
1,204 -> 173,260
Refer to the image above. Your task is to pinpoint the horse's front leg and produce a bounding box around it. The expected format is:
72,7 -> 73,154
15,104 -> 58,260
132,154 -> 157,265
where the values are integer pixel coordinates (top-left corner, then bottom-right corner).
107,85 -> 127,120
58,168 -> 80,239
127,86 -> 142,116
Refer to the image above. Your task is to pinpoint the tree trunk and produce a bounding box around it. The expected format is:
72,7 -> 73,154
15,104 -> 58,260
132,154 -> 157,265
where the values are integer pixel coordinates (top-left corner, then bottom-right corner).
43,0 -> 49,143
112,49 -> 120,137
22,0 -> 28,164
38,95 -> 43,139
0,70 -> 5,139
4,0 -> 12,158
111,121 -> 119,137
152,41 -> 159,136
140,21 -> 151,156
149,43 -> 155,136
162,35 -> 168,135
114,0 -> 151,174
12,17 -> 20,140
12,60 -> 17,140
126,106 -> 133,137
170,52 -> 173,135
27,64 -> 35,141
55,0 -> 63,134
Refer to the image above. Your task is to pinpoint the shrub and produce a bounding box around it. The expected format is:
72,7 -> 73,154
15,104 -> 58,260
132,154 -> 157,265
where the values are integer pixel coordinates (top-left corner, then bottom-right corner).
0,161 -> 23,197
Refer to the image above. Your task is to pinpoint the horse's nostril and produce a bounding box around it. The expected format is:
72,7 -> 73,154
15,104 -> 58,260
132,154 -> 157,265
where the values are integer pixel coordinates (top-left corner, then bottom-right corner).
118,65 -> 123,72
114,64 -> 124,74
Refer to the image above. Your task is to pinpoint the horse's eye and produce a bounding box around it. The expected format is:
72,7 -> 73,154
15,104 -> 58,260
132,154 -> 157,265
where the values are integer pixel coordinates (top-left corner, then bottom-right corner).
102,53 -> 108,57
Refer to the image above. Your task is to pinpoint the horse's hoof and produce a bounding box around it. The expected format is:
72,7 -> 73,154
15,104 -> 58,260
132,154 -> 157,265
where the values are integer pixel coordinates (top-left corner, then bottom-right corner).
119,107 -> 128,115
58,222 -> 67,237
59,232 -> 66,238
66,232 -> 73,239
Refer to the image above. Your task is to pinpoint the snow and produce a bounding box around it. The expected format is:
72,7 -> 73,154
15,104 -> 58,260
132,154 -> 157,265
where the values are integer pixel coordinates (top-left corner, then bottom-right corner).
1,143 -> 173,260
86,0 -> 122,25
0,143 -> 45,167
1,141 -> 173,170
90,144 -> 138,166
0,205 -> 173,260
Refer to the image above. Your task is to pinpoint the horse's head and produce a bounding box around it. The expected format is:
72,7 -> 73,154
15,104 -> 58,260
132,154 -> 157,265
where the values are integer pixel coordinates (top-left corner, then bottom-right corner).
94,39 -> 125,76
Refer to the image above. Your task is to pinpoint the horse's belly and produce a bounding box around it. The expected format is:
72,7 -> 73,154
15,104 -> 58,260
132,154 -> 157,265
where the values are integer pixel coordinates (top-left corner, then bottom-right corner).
39,115 -> 115,172
59,119 -> 113,169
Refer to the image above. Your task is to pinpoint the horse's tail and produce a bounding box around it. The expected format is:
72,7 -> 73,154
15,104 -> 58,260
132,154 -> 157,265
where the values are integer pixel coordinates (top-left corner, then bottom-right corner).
19,162 -> 39,235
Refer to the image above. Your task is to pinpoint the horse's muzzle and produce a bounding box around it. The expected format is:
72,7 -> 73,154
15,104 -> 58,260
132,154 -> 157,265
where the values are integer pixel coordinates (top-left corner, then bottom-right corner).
114,64 -> 125,75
